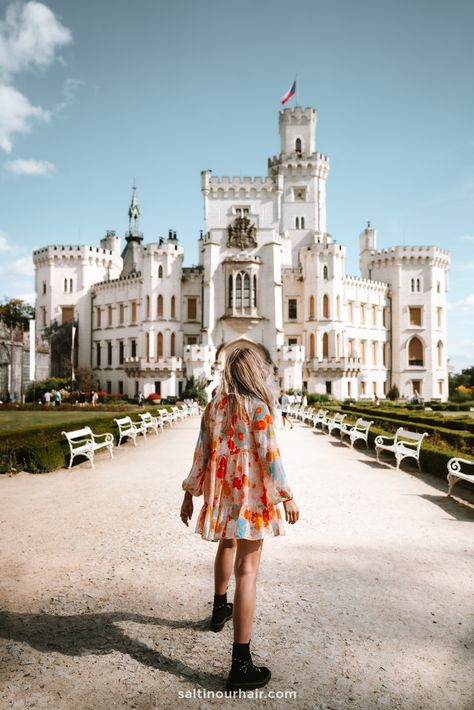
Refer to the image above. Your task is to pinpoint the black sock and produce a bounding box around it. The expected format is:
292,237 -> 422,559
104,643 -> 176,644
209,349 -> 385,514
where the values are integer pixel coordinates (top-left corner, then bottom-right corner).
214,591 -> 227,606
232,641 -> 251,661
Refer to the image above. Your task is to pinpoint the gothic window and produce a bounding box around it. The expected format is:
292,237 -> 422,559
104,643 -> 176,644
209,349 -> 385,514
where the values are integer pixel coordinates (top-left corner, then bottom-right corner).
437,340 -> 443,368
171,295 -> 176,319
228,275 -> 233,308
322,294 -> 329,318
288,298 -> 297,320
69,279 -> 73,292
146,332 -> 150,360
295,217 -> 300,229
227,270 -> 257,315
309,295 -> 315,320
336,333 -> 341,358
158,265 -> 163,278
253,275 -> 257,307
410,277 -> 422,293
236,273 -> 242,309
295,138 -> 302,154
157,294 -> 163,318
309,332 -> 315,358
63,278 -> 67,292
323,265 -> 328,280
157,332 -> 163,357
301,216 -> 305,229
322,332 -> 329,358
146,295 -> 150,319
170,332 -> 176,357
243,273 -> 250,308
408,336 -> 424,366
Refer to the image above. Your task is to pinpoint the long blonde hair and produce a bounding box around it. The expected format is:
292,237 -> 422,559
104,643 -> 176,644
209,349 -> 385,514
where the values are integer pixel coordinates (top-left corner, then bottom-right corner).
216,346 -> 276,421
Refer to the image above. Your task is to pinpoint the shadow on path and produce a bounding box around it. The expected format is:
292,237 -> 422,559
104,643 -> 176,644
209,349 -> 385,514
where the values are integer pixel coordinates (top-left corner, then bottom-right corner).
0,610 -> 222,689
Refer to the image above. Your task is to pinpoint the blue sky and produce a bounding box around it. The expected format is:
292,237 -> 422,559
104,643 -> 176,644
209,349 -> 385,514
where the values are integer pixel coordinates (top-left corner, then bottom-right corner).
0,0 -> 473,370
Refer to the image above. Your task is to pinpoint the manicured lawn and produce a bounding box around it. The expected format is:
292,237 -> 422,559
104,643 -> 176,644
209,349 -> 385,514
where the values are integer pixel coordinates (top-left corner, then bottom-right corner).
0,408 -> 141,435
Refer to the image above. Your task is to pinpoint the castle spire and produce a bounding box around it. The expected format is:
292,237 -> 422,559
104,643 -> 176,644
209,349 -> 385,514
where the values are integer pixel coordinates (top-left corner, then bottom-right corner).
126,179 -> 143,243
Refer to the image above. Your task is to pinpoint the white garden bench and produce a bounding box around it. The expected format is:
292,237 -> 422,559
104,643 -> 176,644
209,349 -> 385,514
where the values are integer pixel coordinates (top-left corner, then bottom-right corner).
62,426 -> 114,469
446,458 -> 474,496
114,416 -> 147,446
340,417 -> 373,448
311,408 -> 328,428
158,408 -> 174,427
171,405 -> 185,422
375,427 -> 428,470
323,412 -> 346,436
138,411 -> 163,435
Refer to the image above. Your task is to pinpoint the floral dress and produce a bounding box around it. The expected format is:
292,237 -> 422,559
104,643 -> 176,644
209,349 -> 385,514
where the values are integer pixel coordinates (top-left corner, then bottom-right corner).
182,394 -> 294,542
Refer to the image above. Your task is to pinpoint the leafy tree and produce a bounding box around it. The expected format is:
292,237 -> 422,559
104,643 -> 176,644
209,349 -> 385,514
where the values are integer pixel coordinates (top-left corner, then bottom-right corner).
73,367 -> 99,391
387,384 -> 400,401
182,376 -> 208,406
0,298 -> 34,330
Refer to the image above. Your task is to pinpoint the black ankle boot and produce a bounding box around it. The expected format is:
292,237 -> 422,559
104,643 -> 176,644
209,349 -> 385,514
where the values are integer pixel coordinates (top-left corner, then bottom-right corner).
210,600 -> 233,632
225,644 -> 271,691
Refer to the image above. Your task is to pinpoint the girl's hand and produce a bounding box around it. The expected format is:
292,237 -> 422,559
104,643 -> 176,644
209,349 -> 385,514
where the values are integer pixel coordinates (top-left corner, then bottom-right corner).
180,493 -> 194,526
283,498 -> 299,524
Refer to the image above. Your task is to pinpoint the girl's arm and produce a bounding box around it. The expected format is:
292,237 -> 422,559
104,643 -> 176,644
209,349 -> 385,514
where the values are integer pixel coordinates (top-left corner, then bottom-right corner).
181,403 -> 211,497
252,400 -> 294,505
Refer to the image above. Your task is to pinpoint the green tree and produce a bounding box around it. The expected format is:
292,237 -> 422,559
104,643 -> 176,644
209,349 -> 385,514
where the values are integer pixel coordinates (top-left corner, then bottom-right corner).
182,376 -> 208,406
0,298 -> 34,330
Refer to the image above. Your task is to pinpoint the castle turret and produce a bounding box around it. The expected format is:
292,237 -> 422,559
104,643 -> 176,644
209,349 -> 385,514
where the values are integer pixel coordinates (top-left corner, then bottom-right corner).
359,222 -> 377,278
121,183 -> 143,276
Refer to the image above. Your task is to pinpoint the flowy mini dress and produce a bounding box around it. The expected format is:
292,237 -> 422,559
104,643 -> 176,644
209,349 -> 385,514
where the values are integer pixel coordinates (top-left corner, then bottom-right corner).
182,394 -> 294,542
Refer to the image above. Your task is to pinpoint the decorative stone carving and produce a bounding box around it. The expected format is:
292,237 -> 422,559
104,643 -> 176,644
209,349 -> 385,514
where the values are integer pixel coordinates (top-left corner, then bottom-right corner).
227,216 -> 257,249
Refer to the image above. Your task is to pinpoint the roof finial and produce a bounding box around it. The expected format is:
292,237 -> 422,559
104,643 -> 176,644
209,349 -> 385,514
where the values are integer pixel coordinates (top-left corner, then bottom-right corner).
367,220 -> 371,229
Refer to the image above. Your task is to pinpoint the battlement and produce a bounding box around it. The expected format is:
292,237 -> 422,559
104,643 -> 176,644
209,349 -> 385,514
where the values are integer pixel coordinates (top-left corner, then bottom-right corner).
33,244 -> 115,261
268,151 -> 329,166
279,106 -> 316,124
91,272 -> 143,291
367,244 -> 450,266
343,274 -> 389,291
203,172 -> 275,195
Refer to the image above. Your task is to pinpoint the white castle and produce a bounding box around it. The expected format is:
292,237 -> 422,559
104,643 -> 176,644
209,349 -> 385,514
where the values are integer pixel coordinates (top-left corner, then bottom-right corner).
33,106 -> 450,401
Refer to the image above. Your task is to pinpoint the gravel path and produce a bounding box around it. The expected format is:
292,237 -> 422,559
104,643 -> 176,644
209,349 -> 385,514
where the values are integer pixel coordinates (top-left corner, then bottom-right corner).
1,416 -> 473,710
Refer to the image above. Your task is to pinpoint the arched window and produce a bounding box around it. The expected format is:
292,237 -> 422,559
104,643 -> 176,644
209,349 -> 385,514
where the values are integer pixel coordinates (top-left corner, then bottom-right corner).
408,336 -> 424,366
158,264 -> 163,278
336,295 -> 341,319
336,332 -> 341,358
301,216 -> 305,229
243,273 -> 250,308
322,332 -> 329,358
295,217 -> 300,229
228,275 -> 233,308
235,273 -> 242,309
323,265 -> 328,280
171,295 -> 176,319
170,332 -> 176,357
157,332 -> 163,358
146,295 -> 150,318
252,274 -> 257,307
146,332 -> 150,360
295,138 -> 302,154
309,332 -> 315,358
309,295 -> 315,320
322,294 -> 329,318
157,294 -> 163,318
437,340 -> 443,368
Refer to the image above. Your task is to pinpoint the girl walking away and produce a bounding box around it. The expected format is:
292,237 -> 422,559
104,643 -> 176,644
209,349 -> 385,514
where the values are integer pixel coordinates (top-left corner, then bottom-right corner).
180,347 -> 299,693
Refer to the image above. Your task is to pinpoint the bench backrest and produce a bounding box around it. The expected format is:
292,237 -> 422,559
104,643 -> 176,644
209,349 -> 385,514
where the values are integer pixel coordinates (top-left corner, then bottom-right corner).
395,427 -> 428,450
332,413 -> 345,423
62,426 -> 92,443
354,418 -> 373,431
140,412 -> 152,422
115,416 -> 132,428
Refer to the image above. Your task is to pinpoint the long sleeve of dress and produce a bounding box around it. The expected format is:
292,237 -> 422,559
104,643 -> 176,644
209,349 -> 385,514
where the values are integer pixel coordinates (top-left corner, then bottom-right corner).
251,400 -> 294,505
182,404 -> 210,497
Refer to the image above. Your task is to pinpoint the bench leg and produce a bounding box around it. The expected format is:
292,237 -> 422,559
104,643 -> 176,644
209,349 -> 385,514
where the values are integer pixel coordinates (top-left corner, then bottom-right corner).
108,445 -> 114,459
88,453 -> 95,470
375,447 -> 381,463
447,474 -> 459,496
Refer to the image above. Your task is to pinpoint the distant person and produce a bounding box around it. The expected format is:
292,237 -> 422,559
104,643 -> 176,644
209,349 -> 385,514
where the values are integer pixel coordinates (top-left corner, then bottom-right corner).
54,390 -> 62,407
91,391 -> 99,407
138,392 -> 144,407
43,391 -> 51,406
374,394 -> 380,406
279,389 -> 294,429
180,347 -> 299,693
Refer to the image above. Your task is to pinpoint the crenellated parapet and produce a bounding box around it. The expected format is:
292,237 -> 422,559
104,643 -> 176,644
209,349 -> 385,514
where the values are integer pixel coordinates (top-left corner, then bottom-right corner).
91,272 -> 143,292
33,244 -> 118,267
366,244 -> 450,268
202,171 -> 276,196
343,274 -> 389,291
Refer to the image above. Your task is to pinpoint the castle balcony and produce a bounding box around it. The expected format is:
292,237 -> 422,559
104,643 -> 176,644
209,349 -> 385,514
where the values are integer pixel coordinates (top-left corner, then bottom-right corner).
183,344 -> 215,364
123,356 -> 183,374
308,356 -> 362,373
276,345 -> 306,363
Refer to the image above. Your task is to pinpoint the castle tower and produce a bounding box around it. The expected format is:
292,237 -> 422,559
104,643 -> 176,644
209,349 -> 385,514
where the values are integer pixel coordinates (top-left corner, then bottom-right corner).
122,183 -> 143,277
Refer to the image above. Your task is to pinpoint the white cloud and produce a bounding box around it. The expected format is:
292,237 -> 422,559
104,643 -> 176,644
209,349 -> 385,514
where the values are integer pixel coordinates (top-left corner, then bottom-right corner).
0,254 -> 34,277
0,230 -> 16,252
5,157 -> 55,174
0,2 -> 72,152
0,1 -> 72,79
0,82 -> 50,152
448,293 -> 474,311
54,77 -> 84,115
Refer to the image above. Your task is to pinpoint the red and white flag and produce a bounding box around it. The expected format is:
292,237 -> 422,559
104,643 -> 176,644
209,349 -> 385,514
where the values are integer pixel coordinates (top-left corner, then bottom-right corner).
281,80 -> 296,105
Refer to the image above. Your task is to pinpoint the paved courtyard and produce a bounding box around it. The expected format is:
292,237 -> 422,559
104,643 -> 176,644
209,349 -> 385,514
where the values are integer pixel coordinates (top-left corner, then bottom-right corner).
0,416 -> 473,710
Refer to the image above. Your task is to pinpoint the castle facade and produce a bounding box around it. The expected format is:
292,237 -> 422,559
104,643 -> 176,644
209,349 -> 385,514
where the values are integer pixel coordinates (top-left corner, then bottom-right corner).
33,107 -> 450,401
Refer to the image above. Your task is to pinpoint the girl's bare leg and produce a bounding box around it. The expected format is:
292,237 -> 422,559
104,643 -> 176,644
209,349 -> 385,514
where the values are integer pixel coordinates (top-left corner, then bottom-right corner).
214,539 -> 236,595
232,539 -> 264,643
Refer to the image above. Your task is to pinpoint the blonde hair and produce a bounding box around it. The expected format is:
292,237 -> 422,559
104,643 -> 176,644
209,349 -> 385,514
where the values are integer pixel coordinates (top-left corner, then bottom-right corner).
217,346 -> 275,421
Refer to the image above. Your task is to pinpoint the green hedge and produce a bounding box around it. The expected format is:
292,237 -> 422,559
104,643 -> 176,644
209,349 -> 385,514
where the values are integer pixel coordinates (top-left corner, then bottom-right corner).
0,405 -> 177,474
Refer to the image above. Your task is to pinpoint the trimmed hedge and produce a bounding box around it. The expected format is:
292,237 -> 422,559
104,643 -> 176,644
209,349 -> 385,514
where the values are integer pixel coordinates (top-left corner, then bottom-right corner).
0,405 -> 177,474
